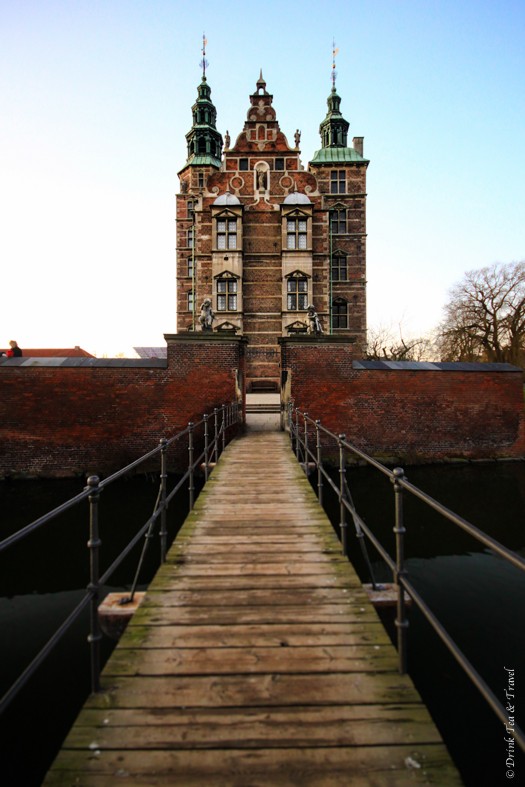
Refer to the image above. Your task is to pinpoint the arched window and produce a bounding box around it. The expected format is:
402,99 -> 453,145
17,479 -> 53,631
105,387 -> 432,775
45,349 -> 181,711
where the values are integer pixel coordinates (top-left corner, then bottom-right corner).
332,298 -> 348,329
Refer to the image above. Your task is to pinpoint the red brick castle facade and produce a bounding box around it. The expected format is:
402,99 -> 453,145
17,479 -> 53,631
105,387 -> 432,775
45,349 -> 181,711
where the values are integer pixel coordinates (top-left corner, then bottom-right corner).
176,68 -> 368,390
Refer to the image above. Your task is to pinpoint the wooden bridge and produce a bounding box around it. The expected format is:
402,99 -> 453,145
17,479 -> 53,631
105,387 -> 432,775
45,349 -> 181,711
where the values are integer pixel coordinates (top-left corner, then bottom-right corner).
44,431 -> 461,785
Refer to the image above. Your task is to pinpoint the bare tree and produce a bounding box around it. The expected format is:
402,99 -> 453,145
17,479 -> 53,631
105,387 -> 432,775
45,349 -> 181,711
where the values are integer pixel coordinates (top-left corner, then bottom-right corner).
365,324 -> 436,362
437,261 -> 525,366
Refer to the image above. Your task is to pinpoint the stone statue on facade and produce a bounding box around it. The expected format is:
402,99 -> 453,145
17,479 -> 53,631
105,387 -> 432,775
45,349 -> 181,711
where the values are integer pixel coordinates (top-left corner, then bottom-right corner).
225,130 -> 230,149
307,304 -> 323,336
199,298 -> 215,331
257,168 -> 267,190
294,129 -> 301,147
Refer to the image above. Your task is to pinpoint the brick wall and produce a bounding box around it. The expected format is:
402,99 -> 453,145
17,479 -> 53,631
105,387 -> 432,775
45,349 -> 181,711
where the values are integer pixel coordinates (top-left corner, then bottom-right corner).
0,334 -> 245,479
281,337 -> 525,462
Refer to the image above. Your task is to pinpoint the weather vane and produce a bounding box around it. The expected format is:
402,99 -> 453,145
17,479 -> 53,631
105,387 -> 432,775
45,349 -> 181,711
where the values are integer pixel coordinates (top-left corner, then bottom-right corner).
332,38 -> 339,90
200,33 -> 209,80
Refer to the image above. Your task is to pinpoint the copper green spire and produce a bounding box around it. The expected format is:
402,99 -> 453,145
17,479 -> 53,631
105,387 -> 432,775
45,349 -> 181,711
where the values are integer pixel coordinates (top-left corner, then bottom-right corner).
319,39 -> 349,148
310,43 -> 368,165
184,35 -> 222,167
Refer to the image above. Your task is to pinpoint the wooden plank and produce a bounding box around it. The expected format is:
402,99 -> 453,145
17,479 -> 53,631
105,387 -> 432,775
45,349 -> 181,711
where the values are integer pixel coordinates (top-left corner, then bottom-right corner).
44,745 -> 462,786
44,431 -> 460,786
123,622 -> 391,648
103,644 -> 399,676
65,703 -> 444,748
85,672 -> 425,709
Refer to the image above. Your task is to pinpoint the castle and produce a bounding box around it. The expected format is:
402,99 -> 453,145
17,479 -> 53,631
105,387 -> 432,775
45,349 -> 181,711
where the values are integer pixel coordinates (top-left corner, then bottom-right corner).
176,65 -> 368,391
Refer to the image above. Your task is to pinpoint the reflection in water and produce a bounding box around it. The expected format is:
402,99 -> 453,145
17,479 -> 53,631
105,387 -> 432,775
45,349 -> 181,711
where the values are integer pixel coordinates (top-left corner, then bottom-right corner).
0,464 -> 524,786
325,461 -> 525,787
0,474 -> 191,787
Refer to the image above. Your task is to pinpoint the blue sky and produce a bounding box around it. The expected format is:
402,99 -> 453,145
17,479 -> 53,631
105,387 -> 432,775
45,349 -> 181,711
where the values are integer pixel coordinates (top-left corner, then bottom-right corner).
1,0 -> 523,356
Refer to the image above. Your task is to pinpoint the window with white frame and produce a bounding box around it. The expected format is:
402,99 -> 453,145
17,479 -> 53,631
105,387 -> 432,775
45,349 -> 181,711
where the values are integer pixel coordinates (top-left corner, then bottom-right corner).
287,276 -> 308,310
217,218 -> 237,250
286,217 -> 308,249
217,277 -> 237,311
188,291 -> 195,313
187,256 -> 194,277
187,227 -> 194,247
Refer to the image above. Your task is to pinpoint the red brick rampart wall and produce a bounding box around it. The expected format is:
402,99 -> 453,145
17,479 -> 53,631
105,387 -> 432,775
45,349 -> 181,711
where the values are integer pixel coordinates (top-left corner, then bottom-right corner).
0,334 -> 245,479
281,337 -> 525,463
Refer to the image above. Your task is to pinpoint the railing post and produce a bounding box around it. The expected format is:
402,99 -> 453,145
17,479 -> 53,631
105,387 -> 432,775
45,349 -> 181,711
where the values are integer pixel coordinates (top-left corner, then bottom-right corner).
392,466 -> 409,674
86,475 -> 102,694
221,404 -> 226,454
159,438 -> 168,563
316,419 -> 323,507
303,412 -> 309,473
203,414 -> 209,482
338,434 -> 348,556
188,422 -> 195,510
213,407 -> 219,463
294,409 -> 300,460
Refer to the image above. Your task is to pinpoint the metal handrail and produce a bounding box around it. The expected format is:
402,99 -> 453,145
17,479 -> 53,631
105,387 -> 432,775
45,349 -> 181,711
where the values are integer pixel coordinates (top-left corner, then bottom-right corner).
0,401 -> 241,715
287,403 -> 525,753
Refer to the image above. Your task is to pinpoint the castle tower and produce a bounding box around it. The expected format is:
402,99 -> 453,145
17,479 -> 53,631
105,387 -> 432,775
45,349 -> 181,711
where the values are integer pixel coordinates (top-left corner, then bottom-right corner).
176,62 -> 368,391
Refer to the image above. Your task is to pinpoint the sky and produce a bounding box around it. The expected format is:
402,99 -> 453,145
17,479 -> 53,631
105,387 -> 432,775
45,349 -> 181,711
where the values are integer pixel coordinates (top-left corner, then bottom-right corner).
1,0 -> 524,357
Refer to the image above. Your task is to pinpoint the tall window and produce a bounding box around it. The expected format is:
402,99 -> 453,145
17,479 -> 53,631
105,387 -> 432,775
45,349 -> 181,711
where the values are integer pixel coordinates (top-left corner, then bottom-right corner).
217,218 -> 237,250
239,158 -> 249,170
187,200 -> 195,219
287,217 -> 308,249
331,170 -> 346,194
330,209 -> 347,234
187,228 -> 194,247
198,173 -> 205,188
332,252 -> 348,281
217,278 -> 237,311
275,158 -> 285,170
187,291 -> 195,313
287,277 -> 308,310
333,298 -> 348,329
187,256 -> 194,277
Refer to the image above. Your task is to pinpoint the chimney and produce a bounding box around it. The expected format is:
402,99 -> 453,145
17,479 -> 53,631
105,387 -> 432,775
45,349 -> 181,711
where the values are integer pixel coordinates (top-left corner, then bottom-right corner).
353,136 -> 364,157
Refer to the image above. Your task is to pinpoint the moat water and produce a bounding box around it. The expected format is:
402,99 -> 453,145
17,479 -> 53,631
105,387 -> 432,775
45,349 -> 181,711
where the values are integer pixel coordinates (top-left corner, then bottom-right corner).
0,462 -> 524,786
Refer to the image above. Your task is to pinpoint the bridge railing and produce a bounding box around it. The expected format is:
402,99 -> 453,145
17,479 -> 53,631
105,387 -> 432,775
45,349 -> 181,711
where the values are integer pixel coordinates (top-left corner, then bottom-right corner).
0,401 -> 241,716
287,403 -> 525,754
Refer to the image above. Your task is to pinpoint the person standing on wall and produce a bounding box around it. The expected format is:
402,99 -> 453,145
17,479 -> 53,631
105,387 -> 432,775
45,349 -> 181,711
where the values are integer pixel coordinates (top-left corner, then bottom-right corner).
2,340 -> 23,357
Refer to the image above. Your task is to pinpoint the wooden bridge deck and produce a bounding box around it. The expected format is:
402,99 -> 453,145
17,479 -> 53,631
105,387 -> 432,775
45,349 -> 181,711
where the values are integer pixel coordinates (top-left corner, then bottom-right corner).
45,431 -> 461,786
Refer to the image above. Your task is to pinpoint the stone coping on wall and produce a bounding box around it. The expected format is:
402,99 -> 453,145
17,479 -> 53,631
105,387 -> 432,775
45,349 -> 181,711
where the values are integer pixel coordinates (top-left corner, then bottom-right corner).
164,332 -> 248,344
0,357 -> 167,368
278,335 -> 357,345
352,359 -> 522,372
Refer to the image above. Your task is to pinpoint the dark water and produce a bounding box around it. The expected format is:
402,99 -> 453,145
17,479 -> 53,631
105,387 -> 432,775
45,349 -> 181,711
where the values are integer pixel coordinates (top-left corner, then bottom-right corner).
322,461 -> 525,787
1,464 -> 524,786
0,474 -> 193,787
